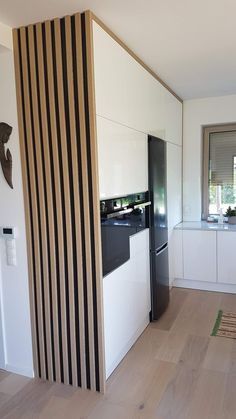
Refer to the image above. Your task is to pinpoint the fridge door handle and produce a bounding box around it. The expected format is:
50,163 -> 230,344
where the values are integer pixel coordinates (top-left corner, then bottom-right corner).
155,242 -> 168,255
133,201 -> 151,209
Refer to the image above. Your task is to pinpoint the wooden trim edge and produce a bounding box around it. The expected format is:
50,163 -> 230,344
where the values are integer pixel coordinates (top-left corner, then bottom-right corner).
83,9 -> 106,394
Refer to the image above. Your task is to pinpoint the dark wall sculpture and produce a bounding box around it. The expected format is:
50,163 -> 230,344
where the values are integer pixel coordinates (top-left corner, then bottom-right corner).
0,122 -> 13,189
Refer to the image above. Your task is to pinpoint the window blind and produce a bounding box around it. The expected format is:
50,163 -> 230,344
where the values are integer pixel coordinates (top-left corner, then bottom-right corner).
209,131 -> 236,186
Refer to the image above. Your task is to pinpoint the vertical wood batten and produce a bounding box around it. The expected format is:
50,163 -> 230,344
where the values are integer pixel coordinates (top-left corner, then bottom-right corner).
60,16 -> 78,387
73,13 -> 89,389
19,26 -> 47,380
35,22 -> 61,382
65,15 -> 85,388
12,29 -> 39,378
47,19 -> 69,385
28,24 -> 54,382
53,17 -> 74,386
44,19 -> 67,383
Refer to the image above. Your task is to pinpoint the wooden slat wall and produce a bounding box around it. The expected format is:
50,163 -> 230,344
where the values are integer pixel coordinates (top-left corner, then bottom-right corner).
13,12 -> 105,393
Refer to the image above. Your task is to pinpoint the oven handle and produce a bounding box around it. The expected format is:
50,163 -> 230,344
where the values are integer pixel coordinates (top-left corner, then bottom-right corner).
133,201 -> 151,209
105,208 -> 133,219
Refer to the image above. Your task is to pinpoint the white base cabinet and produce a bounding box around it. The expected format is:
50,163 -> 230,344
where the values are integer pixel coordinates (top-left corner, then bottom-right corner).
183,230 -> 217,283
103,229 -> 150,379
217,232 -> 236,284
174,226 -> 236,293
173,229 -> 183,280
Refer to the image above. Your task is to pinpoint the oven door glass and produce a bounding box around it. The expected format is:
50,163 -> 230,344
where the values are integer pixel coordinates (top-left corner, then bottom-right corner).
101,208 -> 147,276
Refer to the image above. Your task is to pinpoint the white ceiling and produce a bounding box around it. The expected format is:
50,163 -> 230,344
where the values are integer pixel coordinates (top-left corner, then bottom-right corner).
0,0 -> 235,99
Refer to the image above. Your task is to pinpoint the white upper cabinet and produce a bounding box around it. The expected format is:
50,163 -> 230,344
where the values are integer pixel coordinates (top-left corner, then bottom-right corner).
97,116 -> 148,199
92,21 -> 182,146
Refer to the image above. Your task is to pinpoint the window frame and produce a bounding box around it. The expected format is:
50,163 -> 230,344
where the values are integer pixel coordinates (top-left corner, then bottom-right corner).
202,123 -> 236,219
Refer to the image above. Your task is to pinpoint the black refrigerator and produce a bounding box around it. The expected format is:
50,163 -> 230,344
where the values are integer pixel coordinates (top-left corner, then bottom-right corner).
148,135 -> 169,320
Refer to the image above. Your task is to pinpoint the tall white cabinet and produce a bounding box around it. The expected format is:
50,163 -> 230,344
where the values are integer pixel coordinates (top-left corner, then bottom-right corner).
92,19 -> 183,378
167,143 -> 182,284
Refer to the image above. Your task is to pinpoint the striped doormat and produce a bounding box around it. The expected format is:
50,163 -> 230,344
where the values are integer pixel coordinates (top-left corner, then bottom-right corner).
211,310 -> 236,339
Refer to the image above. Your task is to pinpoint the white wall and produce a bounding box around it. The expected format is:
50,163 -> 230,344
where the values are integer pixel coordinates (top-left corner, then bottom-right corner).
183,94 -> 236,221
0,49 -> 33,377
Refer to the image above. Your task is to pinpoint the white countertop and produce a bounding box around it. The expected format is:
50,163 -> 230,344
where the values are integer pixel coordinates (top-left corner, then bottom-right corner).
174,221 -> 236,232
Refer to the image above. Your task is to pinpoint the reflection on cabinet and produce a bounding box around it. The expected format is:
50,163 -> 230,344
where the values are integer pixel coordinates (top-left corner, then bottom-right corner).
167,143 -> 182,285
217,232 -> 236,284
167,143 -> 182,231
96,116 -> 148,199
183,230 -> 217,282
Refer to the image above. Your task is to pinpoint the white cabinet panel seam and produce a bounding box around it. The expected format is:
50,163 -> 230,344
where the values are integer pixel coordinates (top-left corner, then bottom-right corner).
96,113 -> 183,148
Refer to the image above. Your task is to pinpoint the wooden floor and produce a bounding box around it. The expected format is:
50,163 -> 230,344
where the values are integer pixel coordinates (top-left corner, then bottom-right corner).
0,287 -> 236,418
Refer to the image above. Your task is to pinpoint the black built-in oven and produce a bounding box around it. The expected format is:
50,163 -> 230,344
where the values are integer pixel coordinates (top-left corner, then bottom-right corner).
100,192 -> 150,276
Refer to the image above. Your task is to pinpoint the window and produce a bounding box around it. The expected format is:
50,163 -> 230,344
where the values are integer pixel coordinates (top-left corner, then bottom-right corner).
202,124 -> 236,218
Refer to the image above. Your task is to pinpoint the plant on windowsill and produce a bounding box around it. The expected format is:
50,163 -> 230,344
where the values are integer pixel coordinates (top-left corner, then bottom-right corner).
225,206 -> 236,224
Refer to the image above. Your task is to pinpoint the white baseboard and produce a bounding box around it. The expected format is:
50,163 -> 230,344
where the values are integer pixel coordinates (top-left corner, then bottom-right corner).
174,278 -> 236,294
5,363 -> 34,378
105,314 -> 150,379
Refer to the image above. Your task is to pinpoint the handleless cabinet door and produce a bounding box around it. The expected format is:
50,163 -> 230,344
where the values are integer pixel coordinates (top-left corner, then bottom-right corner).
92,21 -> 182,145
103,229 -> 150,378
217,231 -> 236,284
97,116 -> 148,199
183,230 -> 217,282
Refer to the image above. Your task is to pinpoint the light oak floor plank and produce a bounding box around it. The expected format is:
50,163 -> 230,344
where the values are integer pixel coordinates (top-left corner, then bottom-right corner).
0,370 -> 10,382
171,289 -> 221,337
220,292 -> 236,312
222,373 -> 236,419
154,334 -> 209,419
0,374 -> 30,396
203,336 -> 234,373
150,287 -> 188,331
186,369 -> 226,419
155,330 -> 188,363
0,288 -> 235,419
